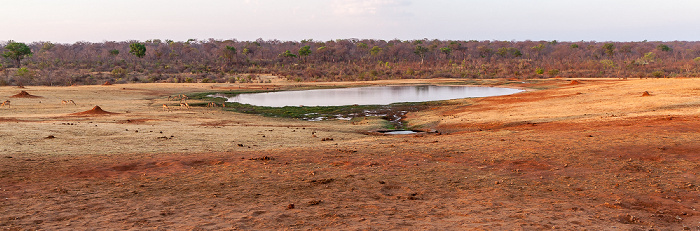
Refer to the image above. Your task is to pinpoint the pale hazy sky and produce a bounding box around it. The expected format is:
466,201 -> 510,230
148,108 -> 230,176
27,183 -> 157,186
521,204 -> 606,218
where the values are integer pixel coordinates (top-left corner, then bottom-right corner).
2,0 -> 700,43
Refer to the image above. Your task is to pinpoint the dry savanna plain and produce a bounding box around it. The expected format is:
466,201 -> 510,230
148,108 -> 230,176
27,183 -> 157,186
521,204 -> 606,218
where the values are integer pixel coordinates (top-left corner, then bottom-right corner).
1,77 -> 699,230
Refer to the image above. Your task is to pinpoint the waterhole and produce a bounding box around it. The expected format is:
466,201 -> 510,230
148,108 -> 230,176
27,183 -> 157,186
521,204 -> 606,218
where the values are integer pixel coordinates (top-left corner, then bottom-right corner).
220,85 -> 522,107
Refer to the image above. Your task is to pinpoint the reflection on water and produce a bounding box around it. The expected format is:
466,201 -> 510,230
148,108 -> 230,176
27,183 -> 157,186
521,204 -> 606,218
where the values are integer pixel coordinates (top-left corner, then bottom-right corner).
383,130 -> 419,135
222,85 -> 523,107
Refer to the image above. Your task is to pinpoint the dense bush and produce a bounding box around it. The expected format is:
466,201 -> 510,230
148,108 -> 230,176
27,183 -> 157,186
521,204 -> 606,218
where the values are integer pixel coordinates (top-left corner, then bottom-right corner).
1,39 -> 698,86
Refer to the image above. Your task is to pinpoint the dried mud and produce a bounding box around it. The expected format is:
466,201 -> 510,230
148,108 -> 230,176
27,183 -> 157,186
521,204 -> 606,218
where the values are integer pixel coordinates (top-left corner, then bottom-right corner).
1,78 -> 699,230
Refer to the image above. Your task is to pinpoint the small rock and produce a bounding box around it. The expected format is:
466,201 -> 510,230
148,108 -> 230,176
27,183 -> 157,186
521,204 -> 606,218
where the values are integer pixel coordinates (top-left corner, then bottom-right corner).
307,200 -> 322,206
287,204 -> 295,209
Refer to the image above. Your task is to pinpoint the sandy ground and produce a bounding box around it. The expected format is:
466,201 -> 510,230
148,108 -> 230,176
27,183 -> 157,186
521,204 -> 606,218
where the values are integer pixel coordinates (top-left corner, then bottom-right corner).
1,78 -> 699,230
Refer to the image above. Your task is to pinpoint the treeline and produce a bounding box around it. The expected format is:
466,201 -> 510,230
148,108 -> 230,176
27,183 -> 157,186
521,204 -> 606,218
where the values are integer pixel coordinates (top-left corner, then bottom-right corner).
1,38 -> 700,86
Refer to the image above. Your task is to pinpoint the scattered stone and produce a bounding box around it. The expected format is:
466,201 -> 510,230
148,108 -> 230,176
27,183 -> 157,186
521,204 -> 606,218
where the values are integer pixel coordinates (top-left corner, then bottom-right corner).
321,137 -> 334,141
307,200 -> 322,206
642,91 -> 651,96
616,214 -> 639,224
45,135 -> 56,139
287,204 -> 295,209
407,193 -> 420,200
310,178 -> 334,185
250,156 -> 274,161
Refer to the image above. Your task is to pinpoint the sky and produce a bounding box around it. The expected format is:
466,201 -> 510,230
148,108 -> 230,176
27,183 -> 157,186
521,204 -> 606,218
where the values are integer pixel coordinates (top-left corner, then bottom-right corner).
2,0 -> 700,43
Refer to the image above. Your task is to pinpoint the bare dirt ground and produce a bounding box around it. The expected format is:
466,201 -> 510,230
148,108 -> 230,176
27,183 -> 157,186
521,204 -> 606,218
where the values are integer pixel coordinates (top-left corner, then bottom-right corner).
1,77 -> 699,230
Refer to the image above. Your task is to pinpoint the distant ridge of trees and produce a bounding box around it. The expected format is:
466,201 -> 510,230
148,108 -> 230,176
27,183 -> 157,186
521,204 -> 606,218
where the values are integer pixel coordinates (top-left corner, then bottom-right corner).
1,38 -> 700,86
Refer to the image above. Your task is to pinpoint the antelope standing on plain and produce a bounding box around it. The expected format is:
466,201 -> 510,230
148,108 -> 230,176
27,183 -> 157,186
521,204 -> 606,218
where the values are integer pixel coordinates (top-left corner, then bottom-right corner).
61,100 -> 76,106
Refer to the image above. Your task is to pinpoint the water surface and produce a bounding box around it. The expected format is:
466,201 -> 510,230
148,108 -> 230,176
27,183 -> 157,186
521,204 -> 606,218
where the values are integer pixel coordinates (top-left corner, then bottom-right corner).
222,85 -> 522,107
383,130 -> 420,135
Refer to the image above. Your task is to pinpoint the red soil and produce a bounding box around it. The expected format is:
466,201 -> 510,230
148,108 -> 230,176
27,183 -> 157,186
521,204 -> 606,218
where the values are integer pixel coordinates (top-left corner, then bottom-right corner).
69,106 -> 117,115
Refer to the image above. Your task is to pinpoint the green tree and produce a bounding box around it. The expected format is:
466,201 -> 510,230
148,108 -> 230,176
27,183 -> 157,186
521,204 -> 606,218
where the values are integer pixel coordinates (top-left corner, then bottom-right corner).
512,49 -> 523,57
40,42 -> 55,52
298,45 -> 311,57
223,46 -> 237,63
2,41 -> 33,67
440,47 -> 452,58
535,68 -> 544,75
600,59 -> 616,74
280,50 -> 297,58
530,44 -> 546,59
111,66 -> 128,78
129,43 -> 147,58
109,49 -> 120,56
370,46 -> 382,56
602,43 -> 615,57
242,48 -> 251,57
531,43 -> 546,51
657,44 -> 671,52
414,45 -> 429,64
298,45 -> 312,63
643,52 -> 656,61
634,52 -> 656,65
496,47 -> 522,58
15,67 -> 34,86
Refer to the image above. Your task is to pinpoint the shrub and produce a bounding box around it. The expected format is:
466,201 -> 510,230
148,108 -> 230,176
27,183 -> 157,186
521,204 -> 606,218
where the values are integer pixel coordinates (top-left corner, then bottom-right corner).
547,69 -> 560,76
535,68 -> 544,75
111,67 -> 127,78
